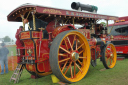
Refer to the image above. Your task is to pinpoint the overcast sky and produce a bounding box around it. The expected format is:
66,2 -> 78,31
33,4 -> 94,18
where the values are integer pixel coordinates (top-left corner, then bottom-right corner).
0,0 -> 128,41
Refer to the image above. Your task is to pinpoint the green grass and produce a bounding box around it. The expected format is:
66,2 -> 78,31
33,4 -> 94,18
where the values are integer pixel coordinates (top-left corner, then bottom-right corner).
0,58 -> 128,85
73,58 -> 128,85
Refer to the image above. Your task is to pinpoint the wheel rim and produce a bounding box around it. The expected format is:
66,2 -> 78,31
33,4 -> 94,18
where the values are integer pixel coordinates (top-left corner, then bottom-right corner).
58,31 -> 91,82
105,43 -> 117,68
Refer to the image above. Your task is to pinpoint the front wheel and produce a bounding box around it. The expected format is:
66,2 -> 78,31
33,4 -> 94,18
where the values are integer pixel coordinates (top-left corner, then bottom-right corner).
102,43 -> 117,69
50,30 -> 91,83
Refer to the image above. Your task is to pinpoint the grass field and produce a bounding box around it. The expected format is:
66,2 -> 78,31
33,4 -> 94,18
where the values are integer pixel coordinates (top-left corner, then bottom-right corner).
0,57 -> 128,85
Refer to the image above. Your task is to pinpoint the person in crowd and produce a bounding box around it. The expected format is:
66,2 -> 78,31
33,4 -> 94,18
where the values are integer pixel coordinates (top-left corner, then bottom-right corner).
0,43 -> 9,74
15,26 -> 24,63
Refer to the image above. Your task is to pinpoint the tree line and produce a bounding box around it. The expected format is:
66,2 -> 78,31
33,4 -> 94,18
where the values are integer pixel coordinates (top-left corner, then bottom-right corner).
2,36 -> 14,42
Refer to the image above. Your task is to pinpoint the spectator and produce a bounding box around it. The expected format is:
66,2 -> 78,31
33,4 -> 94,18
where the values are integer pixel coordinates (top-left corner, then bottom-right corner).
15,26 -> 24,63
0,43 -> 9,74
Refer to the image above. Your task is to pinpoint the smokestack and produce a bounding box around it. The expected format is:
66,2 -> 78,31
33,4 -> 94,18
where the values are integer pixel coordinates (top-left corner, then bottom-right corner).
71,2 -> 98,13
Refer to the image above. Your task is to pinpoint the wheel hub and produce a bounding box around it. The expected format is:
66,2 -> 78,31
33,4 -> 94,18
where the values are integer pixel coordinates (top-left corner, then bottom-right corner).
71,52 -> 79,61
110,53 -> 113,58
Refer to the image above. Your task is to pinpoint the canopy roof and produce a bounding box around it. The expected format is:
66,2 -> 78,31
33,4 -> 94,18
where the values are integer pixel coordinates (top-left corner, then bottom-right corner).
7,3 -> 119,23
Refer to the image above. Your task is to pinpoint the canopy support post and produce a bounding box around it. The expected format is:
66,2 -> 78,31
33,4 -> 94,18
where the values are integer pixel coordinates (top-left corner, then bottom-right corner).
106,20 -> 108,27
32,12 -> 36,30
73,18 -> 75,26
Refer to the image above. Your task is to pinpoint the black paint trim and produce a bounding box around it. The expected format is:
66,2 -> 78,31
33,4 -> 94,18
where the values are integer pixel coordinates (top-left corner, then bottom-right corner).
111,40 -> 128,45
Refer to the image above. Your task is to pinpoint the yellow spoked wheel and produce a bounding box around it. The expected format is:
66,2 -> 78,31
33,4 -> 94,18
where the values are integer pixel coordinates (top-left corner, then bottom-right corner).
50,30 -> 91,83
102,43 -> 117,69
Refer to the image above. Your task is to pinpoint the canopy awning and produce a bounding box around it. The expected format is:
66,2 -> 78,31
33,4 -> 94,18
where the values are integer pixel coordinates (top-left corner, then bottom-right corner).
7,3 -> 119,23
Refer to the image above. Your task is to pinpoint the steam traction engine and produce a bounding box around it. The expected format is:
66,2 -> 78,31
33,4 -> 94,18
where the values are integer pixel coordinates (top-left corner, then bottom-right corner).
8,2 -> 118,83
107,16 -> 128,55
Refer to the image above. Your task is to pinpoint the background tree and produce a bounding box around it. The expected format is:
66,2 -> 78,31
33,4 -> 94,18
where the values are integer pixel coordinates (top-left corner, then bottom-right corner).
3,36 -> 11,42
100,22 -> 107,27
12,39 -> 14,42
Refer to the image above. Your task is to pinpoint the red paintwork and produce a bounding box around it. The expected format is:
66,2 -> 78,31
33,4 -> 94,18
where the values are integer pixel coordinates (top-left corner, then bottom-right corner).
37,7 -> 116,20
32,31 -> 43,38
107,35 -> 128,41
77,29 -> 91,40
118,16 -> 128,21
116,45 -> 128,54
15,30 -> 51,73
52,24 -> 75,38
108,16 -> 128,55
109,21 -> 128,26
36,39 -> 50,72
46,20 -> 60,32
20,31 -> 30,39
109,16 -> 128,26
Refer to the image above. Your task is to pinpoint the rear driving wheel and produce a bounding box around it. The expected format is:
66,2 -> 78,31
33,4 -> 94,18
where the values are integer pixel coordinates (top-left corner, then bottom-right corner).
50,30 -> 91,83
102,43 -> 117,69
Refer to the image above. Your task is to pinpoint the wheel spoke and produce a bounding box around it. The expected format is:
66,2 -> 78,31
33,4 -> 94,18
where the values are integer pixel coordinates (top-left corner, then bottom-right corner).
110,48 -> 114,53
61,60 -> 68,72
78,43 -> 84,50
79,50 -> 84,55
59,57 -> 70,63
107,58 -> 111,66
70,64 -> 73,78
72,35 -> 76,48
64,61 -> 72,75
76,38 -> 78,50
109,58 -> 112,65
106,57 -> 110,64
105,49 -> 109,54
109,46 -> 112,51
79,56 -> 87,59
59,53 -> 68,57
67,37 -> 73,51
74,62 -> 76,77
64,39 -> 68,50
75,63 -> 83,73
106,50 -> 109,54
60,46 -> 70,54
109,45 -> 113,52
110,55 -> 114,60
77,60 -> 82,66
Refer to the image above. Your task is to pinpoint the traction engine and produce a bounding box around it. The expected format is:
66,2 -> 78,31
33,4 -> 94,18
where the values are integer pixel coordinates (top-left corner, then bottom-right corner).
7,2 -> 118,83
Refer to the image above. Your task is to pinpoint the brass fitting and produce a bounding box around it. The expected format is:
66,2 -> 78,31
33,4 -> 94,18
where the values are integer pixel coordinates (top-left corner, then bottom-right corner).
110,35 -> 114,40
